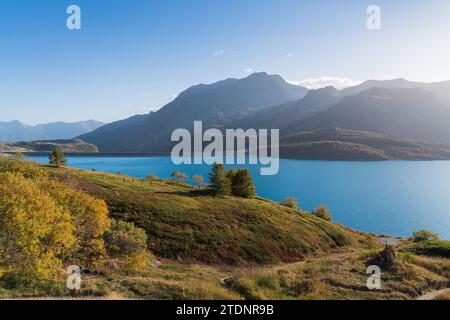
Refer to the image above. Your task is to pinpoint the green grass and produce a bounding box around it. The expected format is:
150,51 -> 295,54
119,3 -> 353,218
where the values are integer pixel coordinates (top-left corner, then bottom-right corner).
401,240 -> 450,259
1,157 -> 448,300
41,164 -> 366,265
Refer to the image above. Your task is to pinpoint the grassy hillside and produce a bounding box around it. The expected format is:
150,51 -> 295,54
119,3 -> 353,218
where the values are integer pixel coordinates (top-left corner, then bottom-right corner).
45,165 -> 366,265
0,157 -> 448,300
401,240 -> 450,259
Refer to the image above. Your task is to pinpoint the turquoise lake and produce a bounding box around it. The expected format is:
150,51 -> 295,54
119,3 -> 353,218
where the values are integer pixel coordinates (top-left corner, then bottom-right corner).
29,156 -> 450,240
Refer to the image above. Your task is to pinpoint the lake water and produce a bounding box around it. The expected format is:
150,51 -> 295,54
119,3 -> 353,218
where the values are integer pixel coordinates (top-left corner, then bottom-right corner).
29,155 -> 450,240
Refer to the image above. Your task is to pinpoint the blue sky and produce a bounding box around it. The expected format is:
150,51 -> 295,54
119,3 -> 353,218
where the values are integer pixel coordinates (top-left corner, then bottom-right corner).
0,0 -> 449,124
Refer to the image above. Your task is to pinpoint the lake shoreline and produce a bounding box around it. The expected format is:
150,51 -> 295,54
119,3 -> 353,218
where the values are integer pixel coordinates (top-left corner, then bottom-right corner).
4,151 -> 450,163
24,155 -> 450,240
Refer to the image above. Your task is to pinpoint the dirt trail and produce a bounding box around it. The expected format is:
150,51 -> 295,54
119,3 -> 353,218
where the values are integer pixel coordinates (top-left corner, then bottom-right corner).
417,289 -> 450,300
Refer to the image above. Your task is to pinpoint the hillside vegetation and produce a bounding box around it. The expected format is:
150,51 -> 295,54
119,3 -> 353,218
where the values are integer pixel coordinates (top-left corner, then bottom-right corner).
0,156 -> 448,300
401,240 -> 450,259
44,163 -> 365,265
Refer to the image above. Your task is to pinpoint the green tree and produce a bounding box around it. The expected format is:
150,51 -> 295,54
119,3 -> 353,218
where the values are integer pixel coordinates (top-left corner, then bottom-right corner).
412,230 -> 440,242
209,163 -> 231,196
48,147 -> 67,167
312,205 -> 332,221
230,169 -> 256,199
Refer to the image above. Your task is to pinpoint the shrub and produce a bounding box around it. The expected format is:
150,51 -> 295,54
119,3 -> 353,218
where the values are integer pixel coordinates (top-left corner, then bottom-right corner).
412,230 -> 440,242
312,205 -> 332,221
0,172 -> 76,278
124,251 -> 150,273
281,197 -> 299,209
0,158 -> 46,180
104,220 -> 148,257
104,220 -> 149,272
41,179 -> 111,271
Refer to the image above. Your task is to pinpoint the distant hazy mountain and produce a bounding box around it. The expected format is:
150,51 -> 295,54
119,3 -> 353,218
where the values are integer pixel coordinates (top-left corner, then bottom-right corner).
79,72 -> 308,152
0,120 -> 104,142
342,78 -> 450,107
293,87 -> 450,144
0,139 -> 99,153
221,86 -> 342,131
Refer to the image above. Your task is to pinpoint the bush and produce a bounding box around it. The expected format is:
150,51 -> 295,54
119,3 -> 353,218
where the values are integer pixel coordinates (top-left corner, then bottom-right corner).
0,172 -> 76,278
0,158 -> 46,180
104,220 -> 149,272
124,251 -> 151,273
412,230 -> 440,242
104,220 -> 148,257
40,179 -> 111,271
281,197 -> 299,209
312,205 -> 332,221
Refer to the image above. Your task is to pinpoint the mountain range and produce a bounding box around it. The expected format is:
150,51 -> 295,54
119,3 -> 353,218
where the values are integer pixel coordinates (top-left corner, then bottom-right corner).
77,73 -> 450,160
292,87 -> 450,143
79,73 -> 308,152
4,72 -> 450,160
0,120 -> 104,142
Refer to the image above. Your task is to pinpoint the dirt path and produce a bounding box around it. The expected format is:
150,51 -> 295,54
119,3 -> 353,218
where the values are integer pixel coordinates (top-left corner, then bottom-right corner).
417,289 -> 450,300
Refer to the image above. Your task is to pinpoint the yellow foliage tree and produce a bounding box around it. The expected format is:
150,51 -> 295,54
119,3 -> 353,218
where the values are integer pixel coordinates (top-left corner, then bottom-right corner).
41,179 -> 111,270
0,172 -> 76,278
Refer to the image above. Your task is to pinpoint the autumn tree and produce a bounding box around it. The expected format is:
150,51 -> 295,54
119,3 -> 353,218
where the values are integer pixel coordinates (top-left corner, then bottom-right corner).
41,179 -> 111,271
0,172 -> 76,278
209,163 -> 231,196
193,175 -> 204,188
171,171 -> 188,182
48,147 -> 67,167
412,230 -> 440,242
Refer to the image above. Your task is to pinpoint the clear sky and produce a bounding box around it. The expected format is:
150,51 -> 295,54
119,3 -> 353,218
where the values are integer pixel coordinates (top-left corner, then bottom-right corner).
0,0 -> 449,124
